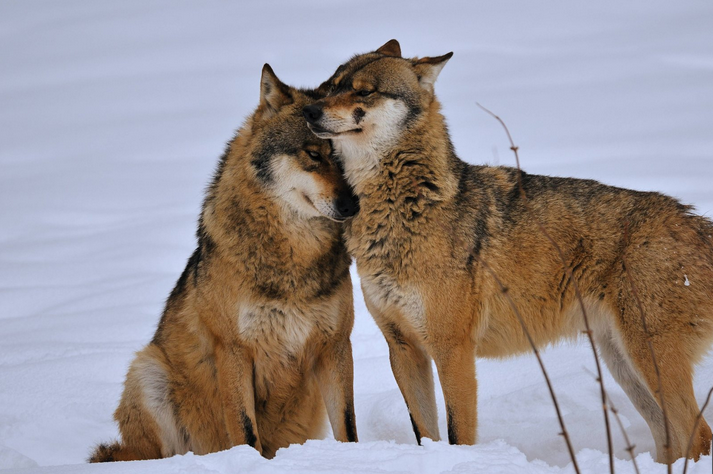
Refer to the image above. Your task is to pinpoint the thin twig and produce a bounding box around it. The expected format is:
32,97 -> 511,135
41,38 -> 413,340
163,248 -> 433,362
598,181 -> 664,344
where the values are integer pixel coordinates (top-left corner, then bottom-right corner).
584,367 -> 641,474
682,386 -> 713,474
477,256 -> 581,474
478,103 -> 615,474
620,236 -> 672,472
609,394 -> 641,474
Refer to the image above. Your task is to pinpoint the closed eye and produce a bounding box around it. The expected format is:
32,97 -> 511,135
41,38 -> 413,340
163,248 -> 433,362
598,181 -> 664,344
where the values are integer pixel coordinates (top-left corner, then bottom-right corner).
307,150 -> 322,162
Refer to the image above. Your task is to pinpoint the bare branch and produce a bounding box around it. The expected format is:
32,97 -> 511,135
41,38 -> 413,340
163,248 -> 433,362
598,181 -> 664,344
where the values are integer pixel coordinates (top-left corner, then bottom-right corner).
583,367 -> 641,474
478,103 -> 615,474
608,394 -> 640,474
477,256 -> 581,474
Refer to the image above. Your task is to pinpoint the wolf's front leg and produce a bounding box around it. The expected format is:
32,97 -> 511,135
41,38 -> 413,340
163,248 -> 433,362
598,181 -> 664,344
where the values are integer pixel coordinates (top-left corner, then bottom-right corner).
386,330 -> 441,444
370,308 -> 440,444
432,340 -> 477,445
316,335 -> 358,442
214,342 -> 263,455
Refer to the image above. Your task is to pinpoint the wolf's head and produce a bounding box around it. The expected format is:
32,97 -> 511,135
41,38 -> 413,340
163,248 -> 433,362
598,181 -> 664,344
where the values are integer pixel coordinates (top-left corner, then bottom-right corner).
247,65 -> 358,222
303,40 -> 452,169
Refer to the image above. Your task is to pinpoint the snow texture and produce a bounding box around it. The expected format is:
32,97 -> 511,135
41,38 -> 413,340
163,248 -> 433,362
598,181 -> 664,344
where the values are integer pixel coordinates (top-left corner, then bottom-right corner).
1,0 -> 712,473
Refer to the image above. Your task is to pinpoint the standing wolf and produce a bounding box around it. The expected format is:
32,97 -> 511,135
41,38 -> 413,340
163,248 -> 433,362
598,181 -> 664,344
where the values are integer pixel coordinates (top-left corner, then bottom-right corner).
90,65 -> 358,462
303,39 -> 713,462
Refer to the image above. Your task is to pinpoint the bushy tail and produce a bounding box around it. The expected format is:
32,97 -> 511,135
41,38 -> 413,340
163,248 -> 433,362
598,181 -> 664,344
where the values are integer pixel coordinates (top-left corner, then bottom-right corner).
88,441 -> 141,463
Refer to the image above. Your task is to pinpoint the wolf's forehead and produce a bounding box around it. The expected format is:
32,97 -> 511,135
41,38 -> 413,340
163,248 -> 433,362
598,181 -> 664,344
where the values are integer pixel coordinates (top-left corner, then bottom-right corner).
263,111 -> 315,143
282,113 -> 331,149
327,54 -> 388,90
253,115 -> 328,168
328,56 -> 413,95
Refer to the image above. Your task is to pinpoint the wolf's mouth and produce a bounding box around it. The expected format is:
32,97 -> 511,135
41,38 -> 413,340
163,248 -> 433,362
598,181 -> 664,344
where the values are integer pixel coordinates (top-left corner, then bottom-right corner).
307,123 -> 362,138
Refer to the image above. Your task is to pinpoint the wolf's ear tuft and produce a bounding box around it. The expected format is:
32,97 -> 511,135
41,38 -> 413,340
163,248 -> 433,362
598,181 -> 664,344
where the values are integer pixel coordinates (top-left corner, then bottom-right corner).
412,52 -> 453,94
376,39 -> 402,58
258,64 -> 293,120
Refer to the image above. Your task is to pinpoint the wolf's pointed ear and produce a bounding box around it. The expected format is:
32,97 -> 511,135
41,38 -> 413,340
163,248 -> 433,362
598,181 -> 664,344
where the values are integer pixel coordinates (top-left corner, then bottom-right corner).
258,64 -> 293,121
376,39 -> 401,58
412,52 -> 453,94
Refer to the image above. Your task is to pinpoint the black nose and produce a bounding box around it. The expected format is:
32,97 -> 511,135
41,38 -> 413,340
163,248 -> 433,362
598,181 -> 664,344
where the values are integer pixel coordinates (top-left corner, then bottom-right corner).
303,104 -> 323,124
335,194 -> 359,219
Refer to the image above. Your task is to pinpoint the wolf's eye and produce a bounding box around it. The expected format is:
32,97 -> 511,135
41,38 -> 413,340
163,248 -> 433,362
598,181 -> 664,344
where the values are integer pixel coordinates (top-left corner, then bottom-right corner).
356,89 -> 373,97
307,150 -> 322,162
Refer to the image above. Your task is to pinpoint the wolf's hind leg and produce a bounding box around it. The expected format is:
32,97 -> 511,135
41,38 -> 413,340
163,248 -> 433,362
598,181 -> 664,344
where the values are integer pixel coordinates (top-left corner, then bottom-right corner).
596,328 -> 666,454
601,313 -> 711,463
113,346 -> 189,460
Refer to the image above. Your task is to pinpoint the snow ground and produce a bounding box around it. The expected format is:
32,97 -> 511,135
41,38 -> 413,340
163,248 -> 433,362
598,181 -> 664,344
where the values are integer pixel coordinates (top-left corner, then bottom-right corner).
1,0 -> 713,472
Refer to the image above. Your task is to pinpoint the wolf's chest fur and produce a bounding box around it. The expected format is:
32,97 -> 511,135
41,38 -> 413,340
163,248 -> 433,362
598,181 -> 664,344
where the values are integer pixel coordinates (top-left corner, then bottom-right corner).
237,299 -> 340,355
344,159 -> 445,330
346,154 -> 443,260
235,297 -> 341,408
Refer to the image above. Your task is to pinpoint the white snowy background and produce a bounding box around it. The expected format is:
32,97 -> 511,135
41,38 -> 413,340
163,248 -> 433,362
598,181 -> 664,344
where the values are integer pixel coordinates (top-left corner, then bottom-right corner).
1,1 -> 712,472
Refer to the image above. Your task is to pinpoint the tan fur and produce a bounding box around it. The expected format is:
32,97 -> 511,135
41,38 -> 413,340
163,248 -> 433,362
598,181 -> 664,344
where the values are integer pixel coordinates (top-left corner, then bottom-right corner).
90,65 -> 358,462
306,40 -> 713,463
